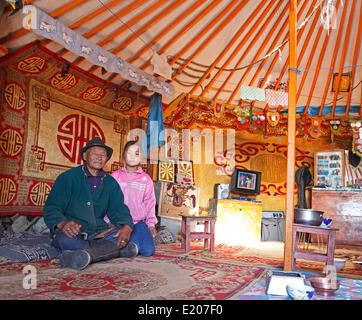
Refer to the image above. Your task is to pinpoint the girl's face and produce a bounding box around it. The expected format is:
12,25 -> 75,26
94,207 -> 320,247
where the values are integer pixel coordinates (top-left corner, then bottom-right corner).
125,144 -> 141,167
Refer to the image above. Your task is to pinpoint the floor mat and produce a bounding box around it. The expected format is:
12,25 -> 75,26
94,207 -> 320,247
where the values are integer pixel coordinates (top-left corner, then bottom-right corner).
0,253 -> 267,300
156,241 -> 362,279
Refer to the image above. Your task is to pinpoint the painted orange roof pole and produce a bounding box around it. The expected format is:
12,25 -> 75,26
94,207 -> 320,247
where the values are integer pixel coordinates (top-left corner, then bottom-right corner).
283,0 -> 297,271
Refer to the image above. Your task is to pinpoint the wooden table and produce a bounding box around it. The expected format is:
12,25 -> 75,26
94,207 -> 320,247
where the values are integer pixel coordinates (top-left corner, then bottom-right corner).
180,215 -> 216,253
292,224 -> 339,271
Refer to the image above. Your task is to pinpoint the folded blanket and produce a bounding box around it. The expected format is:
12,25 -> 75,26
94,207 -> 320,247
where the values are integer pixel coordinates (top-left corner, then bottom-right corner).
0,231 -> 60,263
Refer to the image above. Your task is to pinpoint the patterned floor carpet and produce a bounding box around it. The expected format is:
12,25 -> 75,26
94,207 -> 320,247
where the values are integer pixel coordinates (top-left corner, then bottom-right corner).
0,234 -> 360,300
157,241 -> 362,280
0,252 -> 267,300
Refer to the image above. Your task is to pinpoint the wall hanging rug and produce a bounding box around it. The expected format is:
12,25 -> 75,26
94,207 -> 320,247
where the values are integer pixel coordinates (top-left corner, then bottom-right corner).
0,42 -> 152,216
0,251 -> 267,300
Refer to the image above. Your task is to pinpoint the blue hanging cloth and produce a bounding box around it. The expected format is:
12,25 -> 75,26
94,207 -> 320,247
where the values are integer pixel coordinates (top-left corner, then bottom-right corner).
144,92 -> 165,156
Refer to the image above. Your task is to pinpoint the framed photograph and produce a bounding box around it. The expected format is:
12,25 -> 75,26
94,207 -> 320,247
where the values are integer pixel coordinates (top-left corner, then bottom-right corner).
176,160 -> 194,185
158,160 -> 175,182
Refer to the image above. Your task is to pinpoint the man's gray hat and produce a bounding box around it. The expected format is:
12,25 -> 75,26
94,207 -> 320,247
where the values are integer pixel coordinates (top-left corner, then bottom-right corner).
80,137 -> 113,161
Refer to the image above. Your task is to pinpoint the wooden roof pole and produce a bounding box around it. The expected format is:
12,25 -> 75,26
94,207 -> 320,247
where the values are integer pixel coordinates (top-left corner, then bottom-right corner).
165,0 -> 242,81
0,0 -> 89,45
331,0 -> 357,117
345,1 -> 362,116
264,0 -> 313,113
131,0 -> 235,96
43,0 -> 127,49
318,1 -> 349,117
126,0 -> 205,65
112,0 -> 221,85
73,0 -> 169,68
228,3 -> 290,104
283,0 -> 297,272
202,0 -> 276,98
212,0 -> 284,100
303,1 -> 341,115
187,0 -> 263,96
56,0 -> 148,58
85,0 -> 178,73
297,7 -> 324,106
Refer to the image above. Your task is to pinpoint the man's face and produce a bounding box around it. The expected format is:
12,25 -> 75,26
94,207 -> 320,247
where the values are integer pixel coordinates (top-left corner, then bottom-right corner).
84,146 -> 108,171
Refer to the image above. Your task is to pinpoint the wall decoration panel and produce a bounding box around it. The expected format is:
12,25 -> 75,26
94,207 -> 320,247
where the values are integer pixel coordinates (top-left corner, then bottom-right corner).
0,42 -> 150,216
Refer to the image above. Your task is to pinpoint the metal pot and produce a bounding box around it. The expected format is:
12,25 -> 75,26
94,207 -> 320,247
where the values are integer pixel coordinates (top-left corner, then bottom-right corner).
294,208 -> 324,226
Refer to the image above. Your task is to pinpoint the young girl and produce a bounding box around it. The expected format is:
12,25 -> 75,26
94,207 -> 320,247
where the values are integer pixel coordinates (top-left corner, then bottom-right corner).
106,140 -> 157,256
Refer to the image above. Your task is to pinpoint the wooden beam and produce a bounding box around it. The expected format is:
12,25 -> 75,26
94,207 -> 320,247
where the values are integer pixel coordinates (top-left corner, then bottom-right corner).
303,1 -> 342,115
228,2 -> 290,104
0,0 -> 89,45
318,0 -> 349,117
212,0 -> 283,101
126,0 -> 205,65
345,0 -> 362,116
87,0 -> 184,74
200,0 -> 273,98
170,1 -> 246,82
331,0 -> 357,117
115,0 -> 222,87
42,0 -> 126,47
283,0 -> 297,272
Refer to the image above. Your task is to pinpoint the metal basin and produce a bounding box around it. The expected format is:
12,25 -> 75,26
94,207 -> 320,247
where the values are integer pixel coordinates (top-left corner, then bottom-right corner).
294,208 -> 324,226
309,277 -> 340,297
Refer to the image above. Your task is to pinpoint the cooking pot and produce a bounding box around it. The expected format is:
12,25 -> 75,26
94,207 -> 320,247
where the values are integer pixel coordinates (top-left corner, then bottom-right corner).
294,208 -> 324,226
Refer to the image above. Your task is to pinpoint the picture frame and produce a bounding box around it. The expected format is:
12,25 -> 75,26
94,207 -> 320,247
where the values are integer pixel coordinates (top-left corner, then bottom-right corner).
314,149 -> 345,188
176,160 -> 194,185
158,160 -> 175,182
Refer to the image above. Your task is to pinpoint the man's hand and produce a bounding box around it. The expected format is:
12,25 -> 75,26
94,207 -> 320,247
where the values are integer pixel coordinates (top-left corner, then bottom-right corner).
113,224 -> 132,248
57,220 -> 81,238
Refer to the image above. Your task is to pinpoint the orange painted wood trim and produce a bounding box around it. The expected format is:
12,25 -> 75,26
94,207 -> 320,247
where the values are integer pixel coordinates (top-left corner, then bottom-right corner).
346,1 -> 362,116
88,0 -> 184,75
182,1 -> 246,95
126,0 -> 205,65
57,0 -> 148,59
173,0 -> 244,88
318,0 -> 349,117
283,0 -> 297,272
303,0 -> 342,115
115,0 -> 221,86
212,0 -> 283,101
203,0 -> 277,99
296,3 -> 322,106
228,3 -> 290,104
41,0 -> 126,48
331,0 -> 357,117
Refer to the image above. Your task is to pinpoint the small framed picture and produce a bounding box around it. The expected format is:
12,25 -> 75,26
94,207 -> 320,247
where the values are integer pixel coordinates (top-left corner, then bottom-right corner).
158,160 -> 175,182
176,160 -> 194,185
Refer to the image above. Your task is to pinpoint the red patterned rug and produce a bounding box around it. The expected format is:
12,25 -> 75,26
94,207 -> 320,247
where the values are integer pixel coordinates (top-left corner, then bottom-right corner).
0,253 -> 267,300
156,242 -> 362,279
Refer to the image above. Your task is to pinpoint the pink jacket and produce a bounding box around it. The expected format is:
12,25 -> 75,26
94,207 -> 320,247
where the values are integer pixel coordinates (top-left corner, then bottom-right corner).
108,167 -> 157,228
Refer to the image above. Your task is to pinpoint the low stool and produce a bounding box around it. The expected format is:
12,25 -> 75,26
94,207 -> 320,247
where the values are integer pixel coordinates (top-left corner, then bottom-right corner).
180,215 -> 216,253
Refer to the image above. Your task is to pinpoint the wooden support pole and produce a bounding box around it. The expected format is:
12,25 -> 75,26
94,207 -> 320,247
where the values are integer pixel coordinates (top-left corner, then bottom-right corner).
283,0 -> 297,271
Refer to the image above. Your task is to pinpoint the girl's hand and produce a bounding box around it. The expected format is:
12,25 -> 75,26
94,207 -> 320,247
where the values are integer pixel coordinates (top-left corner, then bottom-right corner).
149,226 -> 157,237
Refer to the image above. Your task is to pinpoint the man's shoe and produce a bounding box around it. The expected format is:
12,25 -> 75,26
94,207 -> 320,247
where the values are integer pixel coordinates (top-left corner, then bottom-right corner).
59,250 -> 91,270
119,242 -> 138,258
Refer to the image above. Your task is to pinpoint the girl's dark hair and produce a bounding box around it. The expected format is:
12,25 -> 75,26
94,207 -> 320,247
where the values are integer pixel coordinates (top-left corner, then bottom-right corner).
122,140 -> 140,160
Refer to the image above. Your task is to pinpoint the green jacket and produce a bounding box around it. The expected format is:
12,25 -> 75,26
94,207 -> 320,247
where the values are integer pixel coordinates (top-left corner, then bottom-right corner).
43,165 -> 134,236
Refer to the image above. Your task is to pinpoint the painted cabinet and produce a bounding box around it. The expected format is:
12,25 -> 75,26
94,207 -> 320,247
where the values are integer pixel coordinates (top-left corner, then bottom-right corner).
211,199 -> 262,246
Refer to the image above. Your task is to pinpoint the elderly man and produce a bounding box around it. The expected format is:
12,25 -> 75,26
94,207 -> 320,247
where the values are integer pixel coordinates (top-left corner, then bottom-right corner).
44,137 -> 137,270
